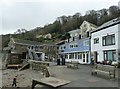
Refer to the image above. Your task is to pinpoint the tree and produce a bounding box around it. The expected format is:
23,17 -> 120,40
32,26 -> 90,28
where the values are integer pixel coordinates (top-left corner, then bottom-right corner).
109,6 -> 119,15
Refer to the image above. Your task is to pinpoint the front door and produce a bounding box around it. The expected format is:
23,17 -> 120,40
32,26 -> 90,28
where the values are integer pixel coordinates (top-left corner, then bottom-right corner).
94,51 -> 98,63
83,53 -> 85,63
86,52 -> 89,63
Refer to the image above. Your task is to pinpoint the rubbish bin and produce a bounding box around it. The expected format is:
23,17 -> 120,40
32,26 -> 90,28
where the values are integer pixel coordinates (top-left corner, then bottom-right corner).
62,58 -> 65,65
57,59 -> 60,65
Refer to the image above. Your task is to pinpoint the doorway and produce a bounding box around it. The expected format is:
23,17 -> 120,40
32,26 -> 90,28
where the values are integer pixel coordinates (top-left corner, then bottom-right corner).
83,53 -> 85,62
86,52 -> 89,63
94,51 -> 98,63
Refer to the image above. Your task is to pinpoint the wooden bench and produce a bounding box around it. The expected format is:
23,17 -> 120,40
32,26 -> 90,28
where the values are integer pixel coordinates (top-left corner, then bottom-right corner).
67,61 -> 79,69
91,64 -> 116,79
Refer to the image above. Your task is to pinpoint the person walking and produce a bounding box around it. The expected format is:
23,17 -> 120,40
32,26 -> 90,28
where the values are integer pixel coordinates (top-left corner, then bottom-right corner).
12,77 -> 17,87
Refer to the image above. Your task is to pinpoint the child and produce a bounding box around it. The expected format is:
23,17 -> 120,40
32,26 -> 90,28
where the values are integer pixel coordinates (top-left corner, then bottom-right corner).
12,77 -> 17,87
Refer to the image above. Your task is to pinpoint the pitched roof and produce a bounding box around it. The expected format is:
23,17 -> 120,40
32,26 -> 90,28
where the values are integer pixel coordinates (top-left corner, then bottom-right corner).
12,38 -> 42,45
81,21 -> 97,28
56,40 -> 65,45
91,17 -> 120,33
12,38 -> 56,46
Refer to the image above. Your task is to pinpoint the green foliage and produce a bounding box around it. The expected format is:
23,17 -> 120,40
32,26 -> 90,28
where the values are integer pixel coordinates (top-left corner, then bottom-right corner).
2,34 -> 10,48
2,5 -> 120,48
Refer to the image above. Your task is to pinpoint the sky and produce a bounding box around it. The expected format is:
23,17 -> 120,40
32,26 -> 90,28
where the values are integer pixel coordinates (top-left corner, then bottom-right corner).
0,0 -> 120,35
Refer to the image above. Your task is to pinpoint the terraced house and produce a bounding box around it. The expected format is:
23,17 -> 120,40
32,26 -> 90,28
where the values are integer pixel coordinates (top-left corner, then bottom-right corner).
91,17 -> 120,64
57,21 -> 97,64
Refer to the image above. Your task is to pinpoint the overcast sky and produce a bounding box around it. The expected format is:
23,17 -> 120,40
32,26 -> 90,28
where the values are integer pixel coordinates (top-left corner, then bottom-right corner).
0,0 -> 119,35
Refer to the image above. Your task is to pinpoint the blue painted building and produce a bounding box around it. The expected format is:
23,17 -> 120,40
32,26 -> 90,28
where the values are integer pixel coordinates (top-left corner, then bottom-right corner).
57,21 -> 97,64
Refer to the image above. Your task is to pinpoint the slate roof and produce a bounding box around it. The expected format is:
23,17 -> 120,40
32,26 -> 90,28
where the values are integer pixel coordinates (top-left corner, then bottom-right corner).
13,38 -> 43,45
12,38 -> 56,46
56,40 -> 65,45
84,21 -> 97,28
91,17 -> 120,33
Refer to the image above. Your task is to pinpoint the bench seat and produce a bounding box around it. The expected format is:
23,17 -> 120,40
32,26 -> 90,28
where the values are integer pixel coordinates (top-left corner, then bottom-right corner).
91,64 -> 116,79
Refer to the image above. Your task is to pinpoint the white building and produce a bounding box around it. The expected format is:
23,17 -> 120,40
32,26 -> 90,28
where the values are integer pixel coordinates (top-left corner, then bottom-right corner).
91,18 -> 120,63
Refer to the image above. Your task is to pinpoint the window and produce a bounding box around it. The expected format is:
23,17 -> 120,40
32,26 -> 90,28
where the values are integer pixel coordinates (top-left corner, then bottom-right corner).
94,38 -> 99,44
76,45 -> 78,47
103,50 -> 116,61
65,54 -> 68,59
69,53 -> 74,59
70,44 -> 78,48
74,44 -> 78,47
102,34 -> 115,46
75,53 -> 77,59
71,45 -> 73,48
78,52 -> 82,59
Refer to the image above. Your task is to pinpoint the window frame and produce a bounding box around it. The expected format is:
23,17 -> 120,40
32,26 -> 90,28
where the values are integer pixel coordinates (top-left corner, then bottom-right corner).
94,38 -> 99,44
102,34 -> 115,46
103,50 -> 116,61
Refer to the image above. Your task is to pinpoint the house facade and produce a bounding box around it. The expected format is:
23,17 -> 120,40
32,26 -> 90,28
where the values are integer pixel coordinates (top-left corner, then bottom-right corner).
8,38 -> 45,61
57,21 -> 97,64
8,38 -> 58,62
91,18 -> 120,63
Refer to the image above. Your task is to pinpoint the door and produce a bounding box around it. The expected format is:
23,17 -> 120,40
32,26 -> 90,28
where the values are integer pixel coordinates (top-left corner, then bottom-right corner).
94,51 -> 98,63
86,52 -> 89,63
83,53 -> 85,62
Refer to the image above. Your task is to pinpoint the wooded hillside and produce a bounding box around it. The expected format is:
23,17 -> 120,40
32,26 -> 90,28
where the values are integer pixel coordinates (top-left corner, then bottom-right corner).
2,5 -> 120,48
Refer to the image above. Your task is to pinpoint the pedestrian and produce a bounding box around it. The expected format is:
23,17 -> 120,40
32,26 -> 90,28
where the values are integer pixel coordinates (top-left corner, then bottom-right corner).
12,77 -> 17,87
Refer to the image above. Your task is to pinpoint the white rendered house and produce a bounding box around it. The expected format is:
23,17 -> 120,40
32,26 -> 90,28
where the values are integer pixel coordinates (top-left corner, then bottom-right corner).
91,18 -> 120,63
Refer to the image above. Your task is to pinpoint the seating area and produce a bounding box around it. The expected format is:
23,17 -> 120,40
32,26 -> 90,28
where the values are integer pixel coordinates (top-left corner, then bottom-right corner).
67,61 -> 79,69
91,64 -> 116,79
